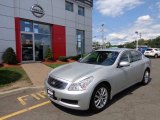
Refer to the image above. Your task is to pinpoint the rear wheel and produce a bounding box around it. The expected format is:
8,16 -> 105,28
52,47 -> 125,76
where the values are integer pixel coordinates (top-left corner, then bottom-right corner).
90,84 -> 109,112
141,69 -> 150,85
154,54 -> 158,58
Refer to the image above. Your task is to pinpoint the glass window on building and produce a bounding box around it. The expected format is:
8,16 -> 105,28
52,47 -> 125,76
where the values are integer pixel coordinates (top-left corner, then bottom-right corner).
20,20 -> 33,32
77,30 -> 85,55
78,6 -> 85,16
33,23 -> 50,34
20,20 -> 51,61
34,34 -> 51,61
65,1 -> 73,12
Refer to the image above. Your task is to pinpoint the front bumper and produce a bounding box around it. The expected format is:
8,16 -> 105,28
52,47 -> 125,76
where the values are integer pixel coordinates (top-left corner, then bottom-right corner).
44,80 -> 92,110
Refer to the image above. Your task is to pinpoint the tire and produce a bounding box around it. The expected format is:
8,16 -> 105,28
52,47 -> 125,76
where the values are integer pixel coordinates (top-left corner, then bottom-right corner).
89,84 -> 109,112
154,54 -> 158,58
141,69 -> 150,85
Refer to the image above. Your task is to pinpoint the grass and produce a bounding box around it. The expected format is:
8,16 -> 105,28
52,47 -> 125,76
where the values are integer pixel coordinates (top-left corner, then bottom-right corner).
47,63 -> 66,69
0,67 -> 29,87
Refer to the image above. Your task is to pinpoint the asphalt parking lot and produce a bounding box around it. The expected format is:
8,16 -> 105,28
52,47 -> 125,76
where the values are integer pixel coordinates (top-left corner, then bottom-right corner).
0,59 -> 160,120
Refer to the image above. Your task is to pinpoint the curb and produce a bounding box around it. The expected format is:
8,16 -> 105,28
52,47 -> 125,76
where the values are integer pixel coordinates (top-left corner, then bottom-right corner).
0,86 -> 45,97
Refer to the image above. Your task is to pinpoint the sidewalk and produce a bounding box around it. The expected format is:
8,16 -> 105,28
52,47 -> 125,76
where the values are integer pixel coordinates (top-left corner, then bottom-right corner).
22,63 -> 52,87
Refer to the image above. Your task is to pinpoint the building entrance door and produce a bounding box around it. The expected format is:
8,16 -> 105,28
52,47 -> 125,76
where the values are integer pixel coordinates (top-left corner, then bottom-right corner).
21,33 -> 34,61
20,20 -> 51,62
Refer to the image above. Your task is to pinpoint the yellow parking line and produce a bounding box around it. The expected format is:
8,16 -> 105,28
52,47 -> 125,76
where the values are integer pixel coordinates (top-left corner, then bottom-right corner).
28,101 -> 50,110
0,109 -> 27,120
0,101 -> 51,120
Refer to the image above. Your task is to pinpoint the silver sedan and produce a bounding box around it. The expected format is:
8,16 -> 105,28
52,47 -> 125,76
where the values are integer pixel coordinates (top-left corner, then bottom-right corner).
45,48 -> 151,112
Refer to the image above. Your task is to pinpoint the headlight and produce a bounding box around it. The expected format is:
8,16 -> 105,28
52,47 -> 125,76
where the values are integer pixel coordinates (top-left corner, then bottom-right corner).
68,76 -> 94,91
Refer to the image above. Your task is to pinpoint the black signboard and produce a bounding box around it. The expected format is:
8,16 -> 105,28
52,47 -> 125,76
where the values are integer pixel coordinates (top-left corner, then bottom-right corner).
77,0 -> 93,7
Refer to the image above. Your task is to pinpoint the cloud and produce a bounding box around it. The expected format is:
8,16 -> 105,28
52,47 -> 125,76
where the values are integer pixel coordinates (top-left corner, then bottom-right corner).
105,15 -> 160,45
95,0 -> 143,17
133,15 -> 153,32
136,15 -> 152,22
108,33 -> 127,40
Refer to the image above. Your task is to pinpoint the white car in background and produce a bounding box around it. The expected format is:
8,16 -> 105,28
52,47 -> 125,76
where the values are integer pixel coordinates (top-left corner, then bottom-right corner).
144,48 -> 160,58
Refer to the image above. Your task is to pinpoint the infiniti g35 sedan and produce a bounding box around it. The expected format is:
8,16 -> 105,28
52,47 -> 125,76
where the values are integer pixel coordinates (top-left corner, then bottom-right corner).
45,48 -> 151,112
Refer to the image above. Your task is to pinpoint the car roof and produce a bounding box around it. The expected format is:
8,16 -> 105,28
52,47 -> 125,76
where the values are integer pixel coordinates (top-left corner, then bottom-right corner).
151,48 -> 159,49
147,48 -> 159,49
96,48 -> 134,52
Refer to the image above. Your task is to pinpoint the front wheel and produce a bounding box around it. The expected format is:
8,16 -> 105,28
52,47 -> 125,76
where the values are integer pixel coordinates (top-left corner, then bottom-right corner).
90,84 -> 109,112
141,69 -> 150,85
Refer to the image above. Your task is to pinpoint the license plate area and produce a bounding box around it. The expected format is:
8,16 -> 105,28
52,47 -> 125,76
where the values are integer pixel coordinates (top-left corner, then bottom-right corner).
47,88 -> 55,98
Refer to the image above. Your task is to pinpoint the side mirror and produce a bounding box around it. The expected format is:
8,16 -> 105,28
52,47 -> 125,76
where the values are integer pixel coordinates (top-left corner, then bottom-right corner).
78,58 -> 82,62
119,61 -> 130,67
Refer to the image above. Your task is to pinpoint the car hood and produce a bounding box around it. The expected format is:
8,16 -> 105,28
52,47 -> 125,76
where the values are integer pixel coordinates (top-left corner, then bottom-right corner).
49,62 -> 103,82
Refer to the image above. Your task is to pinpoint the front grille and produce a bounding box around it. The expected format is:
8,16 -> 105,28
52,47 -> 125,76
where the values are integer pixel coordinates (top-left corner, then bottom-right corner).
48,76 -> 68,89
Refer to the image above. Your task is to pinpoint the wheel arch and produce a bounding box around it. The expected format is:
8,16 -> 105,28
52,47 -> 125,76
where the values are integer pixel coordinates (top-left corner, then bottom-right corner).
89,80 -> 112,111
91,80 -> 112,100
146,67 -> 150,72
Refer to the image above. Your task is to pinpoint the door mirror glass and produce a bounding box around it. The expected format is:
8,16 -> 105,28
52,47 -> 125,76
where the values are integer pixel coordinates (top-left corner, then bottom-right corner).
78,57 -> 82,62
119,61 -> 130,67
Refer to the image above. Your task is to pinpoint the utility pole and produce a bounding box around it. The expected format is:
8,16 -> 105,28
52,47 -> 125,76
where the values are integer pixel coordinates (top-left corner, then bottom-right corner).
101,24 -> 105,49
139,32 -> 141,39
135,31 -> 142,50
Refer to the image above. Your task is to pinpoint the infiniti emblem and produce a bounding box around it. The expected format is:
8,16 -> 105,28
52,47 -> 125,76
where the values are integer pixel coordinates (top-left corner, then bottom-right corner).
51,81 -> 56,85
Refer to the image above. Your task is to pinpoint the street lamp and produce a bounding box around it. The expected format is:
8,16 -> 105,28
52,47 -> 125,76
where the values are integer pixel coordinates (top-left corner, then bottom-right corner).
135,31 -> 138,50
101,24 -> 105,49
135,31 -> 141,50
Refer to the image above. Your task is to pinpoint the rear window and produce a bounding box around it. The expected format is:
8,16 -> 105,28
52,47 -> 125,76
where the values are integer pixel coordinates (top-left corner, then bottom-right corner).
130,51 -> 142,62
146,49 -> 153,51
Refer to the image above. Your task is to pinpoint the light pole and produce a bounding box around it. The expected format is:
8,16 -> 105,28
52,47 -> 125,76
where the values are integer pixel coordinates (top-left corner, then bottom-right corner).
101,24 -> 105,49
135,31 -> 141,50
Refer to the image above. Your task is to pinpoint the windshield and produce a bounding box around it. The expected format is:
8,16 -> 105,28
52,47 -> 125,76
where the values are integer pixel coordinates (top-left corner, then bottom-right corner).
146,49 -> 153,51
79,51 -> 119,66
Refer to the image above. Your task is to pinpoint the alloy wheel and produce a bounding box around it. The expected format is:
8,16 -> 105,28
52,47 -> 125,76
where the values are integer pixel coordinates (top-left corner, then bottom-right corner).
94,87 -> 108,109
144,70 -> 150,84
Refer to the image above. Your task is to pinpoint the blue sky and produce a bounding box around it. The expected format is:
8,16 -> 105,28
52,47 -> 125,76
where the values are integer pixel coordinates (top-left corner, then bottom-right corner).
92,0 -> 160,45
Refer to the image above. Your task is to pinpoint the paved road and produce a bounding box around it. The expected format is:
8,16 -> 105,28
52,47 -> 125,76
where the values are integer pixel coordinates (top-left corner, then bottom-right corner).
0,59 -> 160,120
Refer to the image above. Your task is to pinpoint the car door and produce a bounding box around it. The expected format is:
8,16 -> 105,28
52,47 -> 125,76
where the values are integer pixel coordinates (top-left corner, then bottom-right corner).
114,51 -> 135,93
130,50 -> 145,83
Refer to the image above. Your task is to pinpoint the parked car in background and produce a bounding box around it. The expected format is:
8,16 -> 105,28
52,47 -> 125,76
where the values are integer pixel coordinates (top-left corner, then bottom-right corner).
138,46 -> 148,54
144,48 -> 160,58
45,48 -> 151,112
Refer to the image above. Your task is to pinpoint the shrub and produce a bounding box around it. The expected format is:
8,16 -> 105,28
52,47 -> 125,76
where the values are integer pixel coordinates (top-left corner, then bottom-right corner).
0,63 -> 3,67
70,55 -> 81,61
58,56 -> 68,62
45,48 -> 53,61
2,47 -> 17,64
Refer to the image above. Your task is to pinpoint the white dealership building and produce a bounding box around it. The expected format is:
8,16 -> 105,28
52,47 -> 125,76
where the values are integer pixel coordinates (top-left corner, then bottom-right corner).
0,0 -> 92,63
